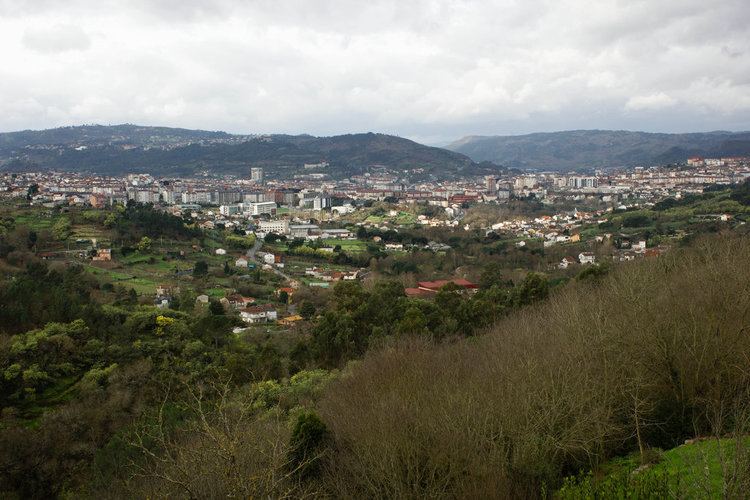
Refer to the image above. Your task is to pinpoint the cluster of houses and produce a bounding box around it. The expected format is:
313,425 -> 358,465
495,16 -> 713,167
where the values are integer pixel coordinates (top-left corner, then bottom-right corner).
486,209 -> 602,245
305,266 -> 363,283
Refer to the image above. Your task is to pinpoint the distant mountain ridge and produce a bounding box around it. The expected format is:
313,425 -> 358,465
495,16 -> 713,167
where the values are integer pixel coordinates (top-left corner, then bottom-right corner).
447,130 -> 750,170
0,124 -> 487,179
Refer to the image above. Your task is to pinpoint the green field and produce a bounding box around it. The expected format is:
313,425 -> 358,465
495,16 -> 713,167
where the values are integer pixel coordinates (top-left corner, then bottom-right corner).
320,238 -> 367,252
558,438 -> 750,498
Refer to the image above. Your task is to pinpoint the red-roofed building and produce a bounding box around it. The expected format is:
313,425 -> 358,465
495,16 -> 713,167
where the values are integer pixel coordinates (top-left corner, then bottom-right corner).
405,287 -> 437,298
417,278 -> 479,293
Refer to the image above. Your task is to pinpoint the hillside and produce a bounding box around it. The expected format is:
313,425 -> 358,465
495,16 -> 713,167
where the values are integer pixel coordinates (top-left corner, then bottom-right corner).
0,125 -> 485,179
558,438 -> 750,498
0,124 -> 234,149
317,234 -> 750,497
447,129 -> 750,170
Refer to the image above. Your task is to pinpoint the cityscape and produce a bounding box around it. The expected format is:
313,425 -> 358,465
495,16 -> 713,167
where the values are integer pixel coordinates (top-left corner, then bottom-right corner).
1,0 -> 750,498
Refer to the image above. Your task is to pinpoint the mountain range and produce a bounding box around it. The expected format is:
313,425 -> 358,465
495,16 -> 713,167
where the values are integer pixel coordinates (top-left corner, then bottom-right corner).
0,125 -> 485,179
2,125 -> 749,177
447,130 -> 750,170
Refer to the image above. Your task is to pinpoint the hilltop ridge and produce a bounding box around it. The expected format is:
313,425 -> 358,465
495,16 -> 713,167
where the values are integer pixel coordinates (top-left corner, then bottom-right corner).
447,129 -> 750,170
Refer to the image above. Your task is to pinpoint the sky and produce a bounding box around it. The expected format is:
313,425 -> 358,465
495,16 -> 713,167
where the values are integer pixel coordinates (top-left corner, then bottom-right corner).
0,0 -> 749,144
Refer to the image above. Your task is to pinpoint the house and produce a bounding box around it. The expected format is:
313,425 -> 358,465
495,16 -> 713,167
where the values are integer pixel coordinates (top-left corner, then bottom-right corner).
155,297 -> 171,309
276,287 -> 295,301
578,252 -> 596,264
258,252 -> 276,265
235,257 -> 248,268
195,294 -> 210,304
215,248 -> 227,256
156,284 -> 180,297
559,256 -> 577,269
278,314 -> 303,326
226,294 -> 255,309
405,287 -> 437,298
240,304 -> 278,324
92,248 -> 112,261
417,279 -> 479,294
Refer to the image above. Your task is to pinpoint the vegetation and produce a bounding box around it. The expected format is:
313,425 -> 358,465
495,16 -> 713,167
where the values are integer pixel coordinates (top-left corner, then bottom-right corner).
449,129 -> 750,169
317,234 -> 750,497
0,126 -> 489,179
0,189 -> 749,498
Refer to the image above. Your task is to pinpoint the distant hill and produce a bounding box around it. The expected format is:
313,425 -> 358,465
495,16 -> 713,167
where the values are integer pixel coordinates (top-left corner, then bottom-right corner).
447,130 -> 750,170
0,124 -> 234,148
0,125 -> 490,179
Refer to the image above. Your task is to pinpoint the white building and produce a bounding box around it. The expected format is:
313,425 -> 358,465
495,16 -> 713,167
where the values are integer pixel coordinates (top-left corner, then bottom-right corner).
257,219 -> 289,234
250,167 -> 264,184
240,304 -> 278,324
182,191 -> 212,204
247,201 -> 276,216
219,204 -> 243,216
578,252 -> 596,264
289,224 -> 320,238
313,196 -> 332,210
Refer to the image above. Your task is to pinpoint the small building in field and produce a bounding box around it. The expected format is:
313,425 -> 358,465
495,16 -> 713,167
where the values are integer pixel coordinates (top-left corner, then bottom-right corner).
92,248 -> 112,261
578,252 -> 596,264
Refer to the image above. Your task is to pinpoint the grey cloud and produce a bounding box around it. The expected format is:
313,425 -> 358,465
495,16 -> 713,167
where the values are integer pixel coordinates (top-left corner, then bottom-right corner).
0,0 -> 748,141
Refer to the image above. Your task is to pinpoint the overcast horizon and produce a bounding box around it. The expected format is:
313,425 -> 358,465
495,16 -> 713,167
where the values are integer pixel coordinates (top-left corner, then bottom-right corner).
1,0 -> 749,144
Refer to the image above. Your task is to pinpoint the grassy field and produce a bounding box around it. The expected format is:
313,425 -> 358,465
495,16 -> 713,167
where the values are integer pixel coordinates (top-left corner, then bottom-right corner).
320,238 -> 367,253
558,438 -> 750,498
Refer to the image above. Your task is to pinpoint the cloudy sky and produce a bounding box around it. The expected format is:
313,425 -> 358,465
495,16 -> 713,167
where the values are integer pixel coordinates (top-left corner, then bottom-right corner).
1,0 -> 749,143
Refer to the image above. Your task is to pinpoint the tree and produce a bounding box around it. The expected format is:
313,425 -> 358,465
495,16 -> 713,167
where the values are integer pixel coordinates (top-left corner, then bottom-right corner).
103,213 -> 118,228
278,291 -> 289,304
209,299 -> 224,316
300,301 -> 316,320
223,261 -> 231,275
136,236 -> 152,252
26,184 -> 39,200
52,218 -> 72,241
193,260 -> 208,277
396,305 -> 428,336
479,262 -> 506,289
288,410 -> 329,479
511,272 -> 549,307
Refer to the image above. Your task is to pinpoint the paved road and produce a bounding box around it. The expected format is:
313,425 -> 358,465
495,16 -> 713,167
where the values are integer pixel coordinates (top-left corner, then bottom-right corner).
246,237 -> 263,260
246,238 -> 294,283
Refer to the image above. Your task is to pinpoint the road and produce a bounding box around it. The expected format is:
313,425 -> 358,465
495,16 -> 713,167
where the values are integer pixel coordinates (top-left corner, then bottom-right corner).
246,238 -> 295,283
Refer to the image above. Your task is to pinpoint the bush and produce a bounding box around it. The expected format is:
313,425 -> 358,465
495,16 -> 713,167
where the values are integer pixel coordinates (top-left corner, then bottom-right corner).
288,410 -> 329,479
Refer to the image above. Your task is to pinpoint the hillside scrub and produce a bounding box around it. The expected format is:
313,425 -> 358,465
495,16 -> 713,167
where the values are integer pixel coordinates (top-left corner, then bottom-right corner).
318,234 -> 750,497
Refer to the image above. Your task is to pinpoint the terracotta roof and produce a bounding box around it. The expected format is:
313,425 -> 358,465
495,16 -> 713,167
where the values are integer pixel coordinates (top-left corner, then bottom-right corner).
405,287 -> 436,297
417,278 -> 478,291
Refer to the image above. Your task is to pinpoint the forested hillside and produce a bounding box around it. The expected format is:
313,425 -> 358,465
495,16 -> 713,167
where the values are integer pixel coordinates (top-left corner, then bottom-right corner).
448,130 -> 750,170
0,125 -> 484,178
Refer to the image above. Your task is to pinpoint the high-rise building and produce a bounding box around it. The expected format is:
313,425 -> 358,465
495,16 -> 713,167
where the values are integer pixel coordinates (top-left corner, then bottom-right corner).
213,190 -> 243,205
485,175 -> 497,194
250,167 -> 264,184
